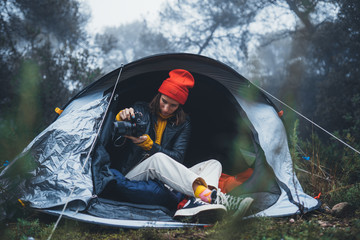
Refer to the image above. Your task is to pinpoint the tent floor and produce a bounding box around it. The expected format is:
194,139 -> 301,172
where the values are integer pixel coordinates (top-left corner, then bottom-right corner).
40,209 -> 208,229
39,198 -> 209,229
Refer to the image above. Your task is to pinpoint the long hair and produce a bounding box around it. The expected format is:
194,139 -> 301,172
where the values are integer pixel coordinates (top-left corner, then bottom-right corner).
149,93 -> 187,125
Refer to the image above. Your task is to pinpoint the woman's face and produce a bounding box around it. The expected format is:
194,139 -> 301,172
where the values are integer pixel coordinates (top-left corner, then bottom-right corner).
159,94 -> 180,116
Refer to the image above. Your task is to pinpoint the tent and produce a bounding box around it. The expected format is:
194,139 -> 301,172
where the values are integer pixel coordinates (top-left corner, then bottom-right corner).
0,53 -> 320,228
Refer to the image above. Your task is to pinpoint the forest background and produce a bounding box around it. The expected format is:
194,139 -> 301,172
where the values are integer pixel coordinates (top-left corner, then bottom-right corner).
0,0 -> 359,239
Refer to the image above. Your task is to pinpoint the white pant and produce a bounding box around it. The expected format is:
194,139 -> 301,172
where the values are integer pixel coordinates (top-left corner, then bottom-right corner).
125,152 -> 222,197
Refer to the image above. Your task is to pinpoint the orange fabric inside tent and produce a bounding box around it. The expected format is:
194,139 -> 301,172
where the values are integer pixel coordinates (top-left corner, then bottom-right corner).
218,168 -> 254,193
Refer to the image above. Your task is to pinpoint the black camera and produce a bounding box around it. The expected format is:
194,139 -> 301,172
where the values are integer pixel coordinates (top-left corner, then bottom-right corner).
113,112 -> 147,138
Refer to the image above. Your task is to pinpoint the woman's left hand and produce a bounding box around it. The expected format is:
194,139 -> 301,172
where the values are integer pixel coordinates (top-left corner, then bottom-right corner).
125,135 -> 147,144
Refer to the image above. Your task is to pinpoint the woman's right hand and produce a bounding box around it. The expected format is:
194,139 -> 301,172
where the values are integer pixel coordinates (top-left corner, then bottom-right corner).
119,107 -> 135,121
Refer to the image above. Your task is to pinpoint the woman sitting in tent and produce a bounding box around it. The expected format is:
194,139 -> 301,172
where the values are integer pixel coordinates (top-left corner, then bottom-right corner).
106,69 -> 252,222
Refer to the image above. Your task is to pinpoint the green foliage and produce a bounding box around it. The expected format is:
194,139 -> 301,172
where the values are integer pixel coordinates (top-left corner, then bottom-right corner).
299,0 -> 360,141
1,218 -> 52,240
16,218 -> 42,240
0,0 -> 102,121
343,94 -> 360,139
1,0 -> 87,49
290,119 -> 300,161
30,41 -> 102,124
0,60 -> 42,162
289,120 -> 330,197
328,183 -> 360,209
208,216 -> 359,240
0,1 -> 102,163
339,134 -> 360,184
288,117 -> 360,209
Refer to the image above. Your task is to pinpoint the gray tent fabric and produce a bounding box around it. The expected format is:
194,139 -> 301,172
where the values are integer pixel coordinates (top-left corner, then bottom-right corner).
1,53 -> 320,227
3,95 -> 109,210
235,96 -> 318,216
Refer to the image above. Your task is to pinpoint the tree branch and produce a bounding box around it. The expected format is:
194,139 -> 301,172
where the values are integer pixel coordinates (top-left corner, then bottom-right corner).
197,22 -> 220,54
285,0 -> 315,33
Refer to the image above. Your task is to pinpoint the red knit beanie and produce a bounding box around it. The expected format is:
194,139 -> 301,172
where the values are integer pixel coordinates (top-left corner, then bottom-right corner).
158,69 -> 195,105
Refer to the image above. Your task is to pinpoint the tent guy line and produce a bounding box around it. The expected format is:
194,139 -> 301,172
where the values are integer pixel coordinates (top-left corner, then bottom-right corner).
250,81 -> 360,156
47,66 -> 124,240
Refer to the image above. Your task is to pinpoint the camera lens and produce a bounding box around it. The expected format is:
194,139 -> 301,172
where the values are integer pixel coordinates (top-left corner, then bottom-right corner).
113,121 -> 134,136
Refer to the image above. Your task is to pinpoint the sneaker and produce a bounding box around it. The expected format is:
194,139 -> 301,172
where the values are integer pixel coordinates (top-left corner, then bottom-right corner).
212,190 -> 254,219
173,197 -> 227,224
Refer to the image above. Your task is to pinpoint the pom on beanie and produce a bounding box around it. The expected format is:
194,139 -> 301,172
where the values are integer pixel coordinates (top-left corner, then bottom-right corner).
158,69 -> 195,105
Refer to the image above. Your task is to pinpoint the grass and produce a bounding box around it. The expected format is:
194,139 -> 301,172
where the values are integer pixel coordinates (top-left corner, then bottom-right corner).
1,206 -> 360,240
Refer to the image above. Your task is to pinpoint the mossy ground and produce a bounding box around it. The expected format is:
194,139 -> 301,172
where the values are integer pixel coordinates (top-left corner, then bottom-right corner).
1,206 -> 359,240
